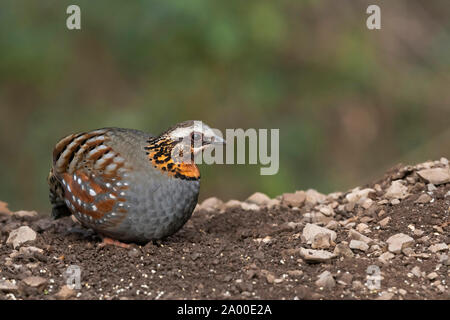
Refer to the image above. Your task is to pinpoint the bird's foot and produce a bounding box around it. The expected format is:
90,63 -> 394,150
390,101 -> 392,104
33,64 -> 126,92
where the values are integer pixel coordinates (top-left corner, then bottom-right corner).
98,237 -> 131,249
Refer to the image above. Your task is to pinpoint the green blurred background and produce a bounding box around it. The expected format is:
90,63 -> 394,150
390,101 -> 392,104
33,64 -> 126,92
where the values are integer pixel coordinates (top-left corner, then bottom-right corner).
1,0 -> 449,213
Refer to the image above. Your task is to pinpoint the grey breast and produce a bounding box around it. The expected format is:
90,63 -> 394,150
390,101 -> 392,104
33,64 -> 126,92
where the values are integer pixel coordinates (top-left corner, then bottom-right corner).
100,128 -> 200,242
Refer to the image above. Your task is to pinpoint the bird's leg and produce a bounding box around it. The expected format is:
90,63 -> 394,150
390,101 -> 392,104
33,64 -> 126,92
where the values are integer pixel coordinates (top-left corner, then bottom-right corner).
98,237 -> 131,249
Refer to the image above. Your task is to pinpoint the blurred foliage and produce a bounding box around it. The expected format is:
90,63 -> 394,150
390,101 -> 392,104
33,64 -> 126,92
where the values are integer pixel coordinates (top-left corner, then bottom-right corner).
0,0 -> 449,212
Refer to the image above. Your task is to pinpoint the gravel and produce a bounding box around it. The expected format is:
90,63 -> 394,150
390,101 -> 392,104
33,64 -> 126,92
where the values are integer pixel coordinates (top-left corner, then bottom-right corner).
0,159 -> 448,300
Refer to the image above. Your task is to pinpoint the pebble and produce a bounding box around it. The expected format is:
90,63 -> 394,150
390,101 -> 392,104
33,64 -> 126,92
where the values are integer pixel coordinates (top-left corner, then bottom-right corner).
265,198 -> 280,208
287,270 -> 303,277
349,240 -> 369,252
378,251 -> 395,264
0,280 -> 18,293
299,248 -> 336,263
311,233 -> 332,249
386,233 -> 414,254
302,223 -> 337,244
417,168 -> 450,185
240,202 -> 259,211
379,217 -> 391,227
337,272 -> 353,286
305,189 -> 327,206
411,266 -> 422,277
384,180 -> 409,199
13,210 -> 38,219
426,272 -> 438,280
282,191 -> 306,207
224,200 -> 242,209
246,192 -> 271,206
56,285 -> 76,300
22,276 -> 47,289
200,197 -> 224,210
333,243 -> 354,258
315,271 -> 335,289
377,291 -> 394,300
6,226 -> 37,249
356,223 -> 369,233
415,194 -> 432,204
348,229 -> 373,244
428,243 -> 448,253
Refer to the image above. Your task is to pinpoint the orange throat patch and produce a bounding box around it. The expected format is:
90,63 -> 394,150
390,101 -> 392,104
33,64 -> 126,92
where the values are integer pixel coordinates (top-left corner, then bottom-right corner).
145,138 -> 200,181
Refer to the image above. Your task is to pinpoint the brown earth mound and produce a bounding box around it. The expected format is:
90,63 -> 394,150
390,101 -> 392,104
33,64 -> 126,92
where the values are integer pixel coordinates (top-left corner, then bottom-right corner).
0,159 -> 449,300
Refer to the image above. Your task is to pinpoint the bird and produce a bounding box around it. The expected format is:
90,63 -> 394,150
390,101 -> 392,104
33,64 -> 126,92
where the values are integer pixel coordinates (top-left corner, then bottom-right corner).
47,120 -> 225,245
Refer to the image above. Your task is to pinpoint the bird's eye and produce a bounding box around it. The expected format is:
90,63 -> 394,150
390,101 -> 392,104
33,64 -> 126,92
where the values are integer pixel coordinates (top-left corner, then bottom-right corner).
191,132 -> 202,142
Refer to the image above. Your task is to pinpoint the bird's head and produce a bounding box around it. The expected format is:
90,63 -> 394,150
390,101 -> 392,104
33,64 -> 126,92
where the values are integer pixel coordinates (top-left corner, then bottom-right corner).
146,120 -> 224,180
163,120 -> 225,160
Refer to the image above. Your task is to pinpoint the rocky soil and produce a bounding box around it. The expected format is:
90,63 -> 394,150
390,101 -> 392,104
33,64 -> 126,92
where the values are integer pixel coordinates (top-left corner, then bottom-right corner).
0,159 -> 449,300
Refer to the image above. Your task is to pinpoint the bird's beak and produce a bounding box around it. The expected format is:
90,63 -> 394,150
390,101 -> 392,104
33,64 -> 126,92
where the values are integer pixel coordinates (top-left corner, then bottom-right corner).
210,135 -> 226,145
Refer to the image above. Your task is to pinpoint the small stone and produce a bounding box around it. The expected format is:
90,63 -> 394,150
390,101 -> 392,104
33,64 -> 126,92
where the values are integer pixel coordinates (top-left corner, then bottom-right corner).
377,291 -> 394,300
356,223 -> 369,233
415,194 -> 432,204
379,217 -> 391,227
348,229 -> 373,244
302,223 -> 337,244
266,199 -> 280,208
325,220 -> 339,230
386,233 -> 414,254
378,251 -> 395,264
352,280 -> 365,290
315,271 -> 335,289
402,247 -> 414,256
384,180 -> 409,199
305,189 -> 327,206
428,243 -> 448,253
299,248 -> 335,263
246,192 -> 271,206
311,233 -> 332,249
333,243 -> 354,258
265,273 -> 275,284
391,199 -> 400,205
22,276 -> 47,289
426,272 -> 438,280
440,157 -> 449,165
349,240 -> 369,252
0,280 -> 18,293
287,270 -> 303,277
13,210 -> 38,219
6,226 -> 37,249
399,289 -> 407,296
240,202 -> 260,211
411,266 -> 422,277
282,191 -> 306,207
19,246 -> 44,255
427,184 -> 437,192
417,168 -> 450,185
55,285 -> 76,300
413,229 -> 424,236
224,200 -> 242,209
345,188 -> 375,205
318,205 -> 334,217
200,197 -> 224,210
337,272 -> 353,286
439,254 -> 449,265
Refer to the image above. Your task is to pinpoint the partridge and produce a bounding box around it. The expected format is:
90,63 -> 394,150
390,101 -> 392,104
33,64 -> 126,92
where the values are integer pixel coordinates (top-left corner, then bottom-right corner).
48,120 -> 224,243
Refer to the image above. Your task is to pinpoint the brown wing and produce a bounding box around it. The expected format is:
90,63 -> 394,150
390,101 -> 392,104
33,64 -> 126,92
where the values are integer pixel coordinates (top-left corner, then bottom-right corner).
49,129 -> 131,228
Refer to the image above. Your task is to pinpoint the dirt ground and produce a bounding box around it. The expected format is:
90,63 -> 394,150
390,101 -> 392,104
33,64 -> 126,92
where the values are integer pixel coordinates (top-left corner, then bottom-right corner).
0,160 -> 449,300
